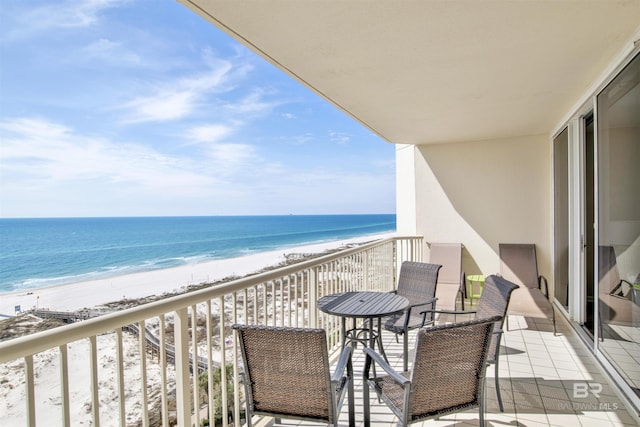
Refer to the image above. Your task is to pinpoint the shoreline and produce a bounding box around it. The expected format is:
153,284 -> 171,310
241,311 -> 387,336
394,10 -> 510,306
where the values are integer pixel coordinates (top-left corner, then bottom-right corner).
0,232 -> 395,316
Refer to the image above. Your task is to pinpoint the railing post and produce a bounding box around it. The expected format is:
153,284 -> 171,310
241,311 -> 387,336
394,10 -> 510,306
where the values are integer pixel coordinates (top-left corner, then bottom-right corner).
231,293 -> 241,427
174,307 -> 191,427
190,308 -> 200,427
89,336 -> 100,427
159,314 -> 169,427
219,296 -> 229,427
309,267 -> 318,328
25,355 -> 35,427
116,329 -> 125,427
138,320 -> 149,427
59,344 -> 70,427
363,250 -> 370,290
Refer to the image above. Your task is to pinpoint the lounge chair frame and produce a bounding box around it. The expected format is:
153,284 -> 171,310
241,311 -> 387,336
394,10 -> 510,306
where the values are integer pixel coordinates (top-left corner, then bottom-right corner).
499,243 -> 557,335
429,242 -> 466,310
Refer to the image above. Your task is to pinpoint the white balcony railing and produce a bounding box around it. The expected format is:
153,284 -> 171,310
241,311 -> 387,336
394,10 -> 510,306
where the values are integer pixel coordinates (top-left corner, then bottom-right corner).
0,236 -> 423,427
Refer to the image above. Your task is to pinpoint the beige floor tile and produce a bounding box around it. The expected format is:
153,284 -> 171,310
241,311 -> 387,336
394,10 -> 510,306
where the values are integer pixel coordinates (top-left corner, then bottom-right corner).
279,310 -> 640,427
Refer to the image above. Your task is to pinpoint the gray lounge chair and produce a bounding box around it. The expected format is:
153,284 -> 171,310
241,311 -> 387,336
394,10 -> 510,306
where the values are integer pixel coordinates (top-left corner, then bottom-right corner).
233,324 -> 355,427
363,316 -> 500,427
381,261 -> 441,371
420,274 -> 518,412
499,243 -> 556,335
429,242 -> 466,310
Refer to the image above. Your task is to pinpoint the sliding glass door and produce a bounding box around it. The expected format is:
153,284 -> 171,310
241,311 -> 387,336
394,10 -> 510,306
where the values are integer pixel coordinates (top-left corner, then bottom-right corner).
596,52 -> 640,398
553,128 -> 569,310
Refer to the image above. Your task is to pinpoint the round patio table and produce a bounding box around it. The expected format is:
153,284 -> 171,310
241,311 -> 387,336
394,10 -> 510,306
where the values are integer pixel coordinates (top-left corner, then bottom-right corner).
318,291 -> 409,362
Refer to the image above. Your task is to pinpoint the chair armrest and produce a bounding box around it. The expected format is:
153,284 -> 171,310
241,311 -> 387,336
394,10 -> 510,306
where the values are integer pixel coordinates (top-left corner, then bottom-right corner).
538,274 -> 549,299
405,298 -> 438,329
363,347 -> 410,384
421,308 -> 478,316
332,345 -> 353,383
407,296 -> 438,309
419,308 -> 477,326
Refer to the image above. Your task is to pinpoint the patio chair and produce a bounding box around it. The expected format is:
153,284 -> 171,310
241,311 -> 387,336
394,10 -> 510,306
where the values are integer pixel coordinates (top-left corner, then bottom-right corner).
232,324 -> 355,427
499,243 -> 557,335
419,274 -> 518,412
363,316 -> 500,427
429,242 -> 466,310
381,261 -> 441,371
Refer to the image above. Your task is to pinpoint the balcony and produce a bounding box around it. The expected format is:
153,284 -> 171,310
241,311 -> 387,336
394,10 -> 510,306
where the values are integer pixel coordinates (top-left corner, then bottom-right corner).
0,236 -> 637,426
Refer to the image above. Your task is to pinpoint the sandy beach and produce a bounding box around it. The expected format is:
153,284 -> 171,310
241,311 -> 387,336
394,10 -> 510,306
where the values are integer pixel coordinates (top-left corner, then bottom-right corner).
0,233 -> 395,426
0,232 -> 394,316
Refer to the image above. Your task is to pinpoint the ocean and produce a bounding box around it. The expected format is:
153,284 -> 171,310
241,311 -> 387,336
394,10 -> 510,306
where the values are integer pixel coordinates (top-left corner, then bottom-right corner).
0,214 -> 395,293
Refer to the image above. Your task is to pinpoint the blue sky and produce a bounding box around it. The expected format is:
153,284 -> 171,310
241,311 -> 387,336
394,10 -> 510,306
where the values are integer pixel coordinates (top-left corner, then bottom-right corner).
0,0 -> 395,218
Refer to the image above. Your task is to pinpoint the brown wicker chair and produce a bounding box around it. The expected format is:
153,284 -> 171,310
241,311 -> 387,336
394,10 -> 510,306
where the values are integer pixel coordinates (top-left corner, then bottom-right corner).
499,243 -> 557,335
420,274 -> 518,412
363,316 -> 500,427
429,242 -> 466,310
381,261 -> 441,371
233,324 -> 355,427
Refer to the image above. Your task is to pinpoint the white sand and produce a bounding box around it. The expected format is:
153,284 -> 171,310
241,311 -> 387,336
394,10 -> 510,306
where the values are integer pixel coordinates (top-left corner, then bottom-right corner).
0,232 -> 394,426
0,232 -> 394,316
0,330 -> 174,426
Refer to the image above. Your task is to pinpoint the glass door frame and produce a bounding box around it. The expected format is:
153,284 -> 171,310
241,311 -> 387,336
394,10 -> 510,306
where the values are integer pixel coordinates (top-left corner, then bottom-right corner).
556,102 -> 595,327
553,45 -> 640,413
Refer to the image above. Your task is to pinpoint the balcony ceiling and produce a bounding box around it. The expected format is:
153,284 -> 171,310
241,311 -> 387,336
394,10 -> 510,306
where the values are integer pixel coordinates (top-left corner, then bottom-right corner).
179,0 -> 640,145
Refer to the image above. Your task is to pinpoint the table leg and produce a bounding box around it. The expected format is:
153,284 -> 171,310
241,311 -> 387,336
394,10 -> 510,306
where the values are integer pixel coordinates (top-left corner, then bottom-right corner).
376,317 -> 389,363
369,319 -> 375,350
341,317 -> 347,349
369,318 -> 378,378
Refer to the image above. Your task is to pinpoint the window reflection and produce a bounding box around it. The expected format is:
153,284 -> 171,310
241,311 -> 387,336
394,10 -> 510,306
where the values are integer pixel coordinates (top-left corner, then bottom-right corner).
597,52 -> 640,397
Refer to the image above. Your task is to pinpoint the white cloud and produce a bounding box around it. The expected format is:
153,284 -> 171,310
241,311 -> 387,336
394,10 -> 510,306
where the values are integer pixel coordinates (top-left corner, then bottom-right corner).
0,118 -> 218,195
58,0 -> 125,28
2,0 -> 126,41
286,133 -> 315,146
224,90 -> 281,116
82,38 -> 141,66
0,117 -> 395,217
206,143 -> 256,173
183,123 -> 259,176
118,59 -> 233,123
329,130 -> 351,144
184,124 -> 235,144
0,117 -> 279,216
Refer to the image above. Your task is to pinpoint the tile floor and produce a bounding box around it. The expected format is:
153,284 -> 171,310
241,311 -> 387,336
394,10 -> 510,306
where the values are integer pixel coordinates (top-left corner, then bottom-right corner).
271,313 -> 640,427
600,324 -> 640,395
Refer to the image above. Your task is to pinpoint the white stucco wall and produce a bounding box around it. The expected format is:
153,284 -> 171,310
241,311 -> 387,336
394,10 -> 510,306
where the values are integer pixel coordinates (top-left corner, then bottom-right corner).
396,134 -> 552,286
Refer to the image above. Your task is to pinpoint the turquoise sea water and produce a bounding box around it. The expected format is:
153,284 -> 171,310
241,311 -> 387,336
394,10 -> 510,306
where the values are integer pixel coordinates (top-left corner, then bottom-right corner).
0,215 -> 395,293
